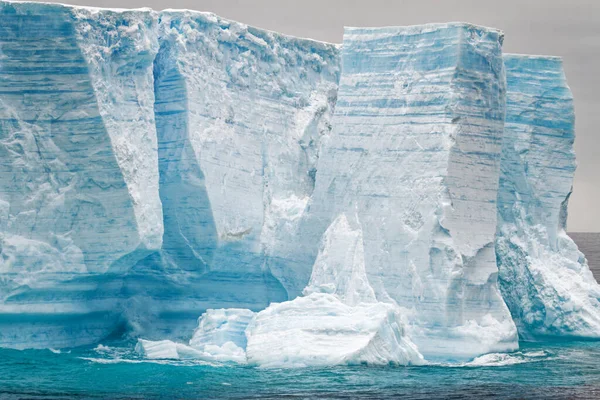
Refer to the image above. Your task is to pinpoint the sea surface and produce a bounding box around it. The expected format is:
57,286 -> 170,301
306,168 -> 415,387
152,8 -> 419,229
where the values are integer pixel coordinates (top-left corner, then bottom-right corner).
570,232 -> 600,279
1,340 -> 600,399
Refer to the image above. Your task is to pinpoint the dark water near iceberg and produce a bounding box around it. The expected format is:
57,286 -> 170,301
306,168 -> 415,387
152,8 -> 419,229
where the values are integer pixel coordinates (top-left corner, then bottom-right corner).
571,232 -> 600,279
1,341 -> 600,399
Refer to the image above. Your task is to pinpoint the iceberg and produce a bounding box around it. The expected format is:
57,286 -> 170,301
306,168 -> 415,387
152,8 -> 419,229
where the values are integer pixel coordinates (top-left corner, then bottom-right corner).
496,54 -> 600,338
0,1 -> 598,362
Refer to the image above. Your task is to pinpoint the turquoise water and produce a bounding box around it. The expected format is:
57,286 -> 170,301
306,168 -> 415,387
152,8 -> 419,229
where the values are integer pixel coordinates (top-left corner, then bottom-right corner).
1,341 -> 600,399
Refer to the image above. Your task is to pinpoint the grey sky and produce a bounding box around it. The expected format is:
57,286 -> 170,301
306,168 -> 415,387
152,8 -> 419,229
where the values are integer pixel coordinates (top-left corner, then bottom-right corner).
28,0 -> 600,231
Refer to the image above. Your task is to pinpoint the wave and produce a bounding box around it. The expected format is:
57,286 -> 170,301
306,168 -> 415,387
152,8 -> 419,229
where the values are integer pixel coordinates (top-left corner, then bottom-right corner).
78,356 -> 219,367
79,343 -> 554,369
459,350 -> 550,367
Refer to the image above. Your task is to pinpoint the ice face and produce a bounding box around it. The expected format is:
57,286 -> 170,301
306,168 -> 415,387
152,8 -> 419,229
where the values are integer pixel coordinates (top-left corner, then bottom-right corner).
302,214 -> 377,306
72,8 -> 164,254
0,2 -> 340,348
496,55 -> 600,339
152,9 -> 339,283
0,3 -> 162,348
296,24 -> 518,360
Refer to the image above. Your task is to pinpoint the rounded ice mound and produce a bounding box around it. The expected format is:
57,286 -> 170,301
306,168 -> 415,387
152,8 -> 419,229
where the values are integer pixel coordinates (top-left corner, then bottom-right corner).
245,213 -> 425,368
190,308 -> 254,350
245,292 -> 424,368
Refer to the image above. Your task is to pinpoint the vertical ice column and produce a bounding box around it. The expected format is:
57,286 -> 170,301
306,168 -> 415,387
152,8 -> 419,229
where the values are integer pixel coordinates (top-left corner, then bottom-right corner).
72,8 -> 164,257
0,3 -> 162,348
149,11 -> 339,296
302,23 -> 517,360
496,54 -> 600,338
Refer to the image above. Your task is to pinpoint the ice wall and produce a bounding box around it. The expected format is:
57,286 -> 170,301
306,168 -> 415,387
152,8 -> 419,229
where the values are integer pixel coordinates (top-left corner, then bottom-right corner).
124,10 -> 340,338
0,2 -> 162,348
299,24 -> 518,360
0,2 -> 340,347
496,55 -> 600,338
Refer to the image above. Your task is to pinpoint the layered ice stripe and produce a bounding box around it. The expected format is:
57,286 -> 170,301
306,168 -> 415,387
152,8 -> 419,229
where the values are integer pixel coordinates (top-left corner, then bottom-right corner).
0,2 -> 162,348
300,24 -> 517,360
496,55 -> 600,338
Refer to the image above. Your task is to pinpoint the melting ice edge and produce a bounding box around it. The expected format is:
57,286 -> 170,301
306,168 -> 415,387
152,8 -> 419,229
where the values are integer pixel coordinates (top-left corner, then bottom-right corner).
1,1 -> 599,367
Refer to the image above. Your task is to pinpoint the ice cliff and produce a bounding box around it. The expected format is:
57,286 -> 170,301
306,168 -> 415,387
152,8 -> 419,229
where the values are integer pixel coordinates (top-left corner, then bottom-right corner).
0,3 -> 162,348
0,1 -> 340,347
293,23 -> 519,361
496,55 -> 600,339
0,0 -> 598,363
137,10 -> 339,338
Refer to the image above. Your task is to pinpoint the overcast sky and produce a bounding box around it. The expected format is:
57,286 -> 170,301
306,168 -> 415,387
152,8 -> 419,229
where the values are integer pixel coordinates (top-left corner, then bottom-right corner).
29,0 -> 600,231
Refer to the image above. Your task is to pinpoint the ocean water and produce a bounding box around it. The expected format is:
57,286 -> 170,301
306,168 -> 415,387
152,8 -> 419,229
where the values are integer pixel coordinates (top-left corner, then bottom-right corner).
570,232 -> 600,279
1,340 -> 600,399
